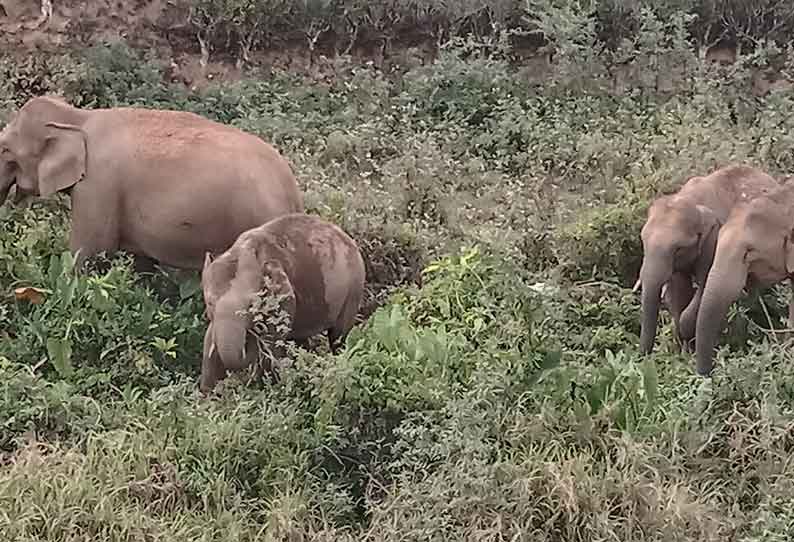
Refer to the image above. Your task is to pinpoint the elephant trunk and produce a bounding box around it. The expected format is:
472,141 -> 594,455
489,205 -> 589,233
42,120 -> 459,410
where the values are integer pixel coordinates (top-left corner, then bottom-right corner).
694,262 -> 747,376
214,317 -> 251,371
639,255 -> 672,355
212,292 -> 254,371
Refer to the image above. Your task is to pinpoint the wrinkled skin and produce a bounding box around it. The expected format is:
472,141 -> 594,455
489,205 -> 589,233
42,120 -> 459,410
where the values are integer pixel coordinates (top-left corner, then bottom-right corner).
695,182 -> 794,376
0,95 -> 304,270
200,213 -> 367,393
638,164 -> 780,355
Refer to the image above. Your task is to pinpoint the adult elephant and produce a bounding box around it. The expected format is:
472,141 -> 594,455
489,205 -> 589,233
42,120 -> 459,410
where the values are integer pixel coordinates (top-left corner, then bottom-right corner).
695,181 -> 794,376
637,164 -> 779,355
0,95 -> 304,270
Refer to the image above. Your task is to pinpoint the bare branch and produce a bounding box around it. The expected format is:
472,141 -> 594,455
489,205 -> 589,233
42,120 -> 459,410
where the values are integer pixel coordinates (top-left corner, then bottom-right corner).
32,0 -> 52,28
197,33 -> 210,71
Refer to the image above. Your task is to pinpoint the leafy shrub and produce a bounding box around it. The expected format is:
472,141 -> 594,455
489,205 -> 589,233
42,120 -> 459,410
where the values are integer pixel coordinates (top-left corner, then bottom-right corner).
3,5 -> 794,537
68,41 -> 181,108
0,202 -> 71,289
0,54 -> 86,113
1,248 -> 204,397
0,359 -> 103,451
343,219 -> 426,320
554,197 -> 647,285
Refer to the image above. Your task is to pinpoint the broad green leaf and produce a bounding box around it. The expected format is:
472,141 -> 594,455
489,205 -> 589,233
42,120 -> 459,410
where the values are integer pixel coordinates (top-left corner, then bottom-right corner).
640,357 -> 658,406
46,337 -> 73,378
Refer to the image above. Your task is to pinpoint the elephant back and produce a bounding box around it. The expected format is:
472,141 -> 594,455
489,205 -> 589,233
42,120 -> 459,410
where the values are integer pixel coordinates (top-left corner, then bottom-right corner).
253,213 -> 365,337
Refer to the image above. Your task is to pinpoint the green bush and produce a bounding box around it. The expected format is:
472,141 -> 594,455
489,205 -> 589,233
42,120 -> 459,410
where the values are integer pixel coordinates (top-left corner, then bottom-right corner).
553,197 -> 647,284
4,3 -> 794,537
1,249 -> 204,397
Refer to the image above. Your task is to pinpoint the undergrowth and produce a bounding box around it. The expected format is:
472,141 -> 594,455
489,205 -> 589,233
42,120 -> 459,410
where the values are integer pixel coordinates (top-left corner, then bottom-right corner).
3,3 -> 794,539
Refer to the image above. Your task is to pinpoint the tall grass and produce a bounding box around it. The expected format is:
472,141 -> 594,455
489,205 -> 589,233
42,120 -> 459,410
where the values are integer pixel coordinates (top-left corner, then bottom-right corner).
2,2 -> 794,538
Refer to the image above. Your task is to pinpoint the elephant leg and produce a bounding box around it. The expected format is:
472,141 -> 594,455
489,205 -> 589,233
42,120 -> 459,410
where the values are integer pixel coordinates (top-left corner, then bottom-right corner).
678,287 -> 704,353
788,278 -> 794,342
664,272 -> 696,353
327,327 -> 351,355
327,329 -> 341,355
293,336 -> 311,350
11,186 -> 28,205
69,187 -> 120,272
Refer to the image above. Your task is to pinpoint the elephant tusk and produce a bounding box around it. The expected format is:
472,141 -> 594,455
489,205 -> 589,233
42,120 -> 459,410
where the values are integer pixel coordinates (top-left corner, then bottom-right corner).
208,341 -> 216,359
661,283 -> 668,299
632,278 -> 641,293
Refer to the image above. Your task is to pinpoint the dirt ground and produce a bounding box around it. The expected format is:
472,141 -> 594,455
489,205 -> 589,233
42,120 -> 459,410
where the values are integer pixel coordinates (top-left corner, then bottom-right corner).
3,0 -> 786,97
0,0 -> 557,90
1,0 -> 217,86
0,0 -> 434,87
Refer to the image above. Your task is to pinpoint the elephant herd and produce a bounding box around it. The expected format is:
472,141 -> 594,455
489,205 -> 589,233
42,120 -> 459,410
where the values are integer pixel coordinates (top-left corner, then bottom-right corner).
637,164 -> 794,376
2,95 -> 791,389
0,95 -> 365,392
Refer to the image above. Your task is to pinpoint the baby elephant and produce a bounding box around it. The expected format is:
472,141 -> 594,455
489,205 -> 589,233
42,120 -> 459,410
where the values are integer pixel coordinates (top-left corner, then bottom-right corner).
199,213 -> 366,392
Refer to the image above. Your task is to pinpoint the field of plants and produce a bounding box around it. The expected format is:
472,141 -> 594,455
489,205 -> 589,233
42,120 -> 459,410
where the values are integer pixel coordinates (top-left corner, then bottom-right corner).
4,0 -> 794,540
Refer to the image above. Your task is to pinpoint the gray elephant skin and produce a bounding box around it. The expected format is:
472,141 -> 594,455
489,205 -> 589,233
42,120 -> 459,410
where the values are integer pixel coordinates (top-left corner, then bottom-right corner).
695,181 -> 794,376
0,95 -> 304,270
638,164 -> 779,355
199,213 -> 366,393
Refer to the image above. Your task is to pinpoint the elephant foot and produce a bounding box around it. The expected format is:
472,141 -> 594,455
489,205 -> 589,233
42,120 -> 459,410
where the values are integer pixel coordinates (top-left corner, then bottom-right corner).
696,367 -> 714,378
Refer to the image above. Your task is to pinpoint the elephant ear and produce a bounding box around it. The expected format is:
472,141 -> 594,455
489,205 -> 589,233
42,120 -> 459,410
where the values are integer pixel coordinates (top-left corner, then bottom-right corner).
694,204 -> 722,283
201,251 -> 215,283
203,251 -> 215,270
37,121 -> 86,198
261,259 -> 294,296
202,251 -> 239,316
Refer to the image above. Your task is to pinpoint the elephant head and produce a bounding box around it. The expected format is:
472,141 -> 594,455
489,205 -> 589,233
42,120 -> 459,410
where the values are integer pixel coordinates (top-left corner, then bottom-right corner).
695,195 -> 794,375
0,95 -> 89,202
200,246 -> 296,391
639,196 -> 721,354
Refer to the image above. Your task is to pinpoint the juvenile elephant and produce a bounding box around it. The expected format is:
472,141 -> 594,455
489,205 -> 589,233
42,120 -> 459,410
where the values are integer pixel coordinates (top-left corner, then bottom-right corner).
0,95 -> 303,270
638,164 -> 779,355
199,213 -> 366,393
695,181 -> 794,376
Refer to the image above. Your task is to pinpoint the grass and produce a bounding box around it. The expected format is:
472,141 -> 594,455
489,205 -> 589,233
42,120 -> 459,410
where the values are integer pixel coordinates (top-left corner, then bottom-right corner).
3,2 -> 794,539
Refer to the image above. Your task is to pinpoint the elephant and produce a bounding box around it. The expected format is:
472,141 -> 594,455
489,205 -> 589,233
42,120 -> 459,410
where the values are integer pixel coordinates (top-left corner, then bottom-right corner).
637,164 -> 780,355
0,95 -> 304,270
199,212 -> 366,393
0,156 -> 24,205
695,181 -> 794,376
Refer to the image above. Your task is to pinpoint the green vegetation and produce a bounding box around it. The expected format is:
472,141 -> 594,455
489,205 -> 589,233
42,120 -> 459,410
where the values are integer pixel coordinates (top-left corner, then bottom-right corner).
3,0 -> 794,539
